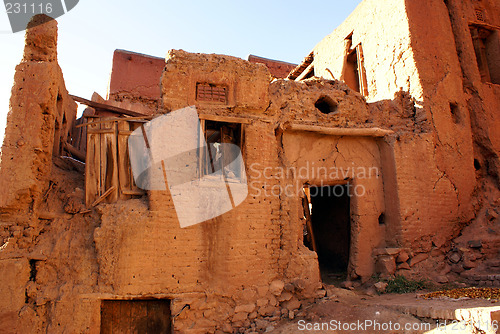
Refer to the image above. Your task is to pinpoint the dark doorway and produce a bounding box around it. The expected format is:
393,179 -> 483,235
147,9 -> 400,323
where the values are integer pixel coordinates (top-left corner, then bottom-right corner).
303,185 -> 351,283
101,299 -> 172,334
344,49 -> 360,93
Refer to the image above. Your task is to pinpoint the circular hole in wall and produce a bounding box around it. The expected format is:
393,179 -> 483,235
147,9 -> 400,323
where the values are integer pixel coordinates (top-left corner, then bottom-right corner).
315,95 -> 338,114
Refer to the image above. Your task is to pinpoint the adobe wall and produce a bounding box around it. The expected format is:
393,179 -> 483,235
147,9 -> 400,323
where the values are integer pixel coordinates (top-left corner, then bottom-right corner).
0,16 -> 93,334
107,49 -> 166,115
92,51 -> 409,332
313,0 -> 423,104
1,2 -> 498,332
0,15 -> 76,212
247,55 -> 297,79
312,0 -> 478,256
439,0 -> 500,183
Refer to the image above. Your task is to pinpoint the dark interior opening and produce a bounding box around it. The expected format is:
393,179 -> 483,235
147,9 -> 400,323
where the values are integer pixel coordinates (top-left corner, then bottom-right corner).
344,49 -> 360,93
378,213 -> 386,225
101,299 -> 172,334
315,96 -> 338,114
474,159 -> 481,171
303,185 -> 351,284
450,102 -> 461,124
29,259 -> 37,282
203,120 -> 243,179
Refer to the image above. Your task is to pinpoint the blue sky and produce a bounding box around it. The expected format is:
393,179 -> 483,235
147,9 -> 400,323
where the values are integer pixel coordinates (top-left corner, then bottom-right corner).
0,0 -> 362,142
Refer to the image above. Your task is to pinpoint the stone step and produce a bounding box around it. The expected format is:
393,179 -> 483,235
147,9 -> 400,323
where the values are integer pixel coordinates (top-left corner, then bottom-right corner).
460,272 -> 500,287
375,294 -> 500,334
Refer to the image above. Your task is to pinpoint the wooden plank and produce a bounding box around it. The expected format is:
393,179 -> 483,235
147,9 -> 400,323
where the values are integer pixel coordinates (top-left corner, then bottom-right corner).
131,300 -> 148,333
119,301 -> 132,334
100,122 -> 107,200
295,62 -> 314,81
120,190 -> 145,196
302,194 -> 318,253
103,122 -> 119,203
69,94 -> 148,117
118,121 -> 131,200
91,186 -> 116,207
87,129 -> 116,135
198,114 -> 252,124
63,142 -> 85,162
85,119 -> 100,206
72,116 -> 86,152
100,301 -> 113,334
284,123 -> 393,137
118,130 -> 134,135
147,300 -> 171,333
76,116 -> 152,129
287,51 -> 314,80
111,300 -> 121,334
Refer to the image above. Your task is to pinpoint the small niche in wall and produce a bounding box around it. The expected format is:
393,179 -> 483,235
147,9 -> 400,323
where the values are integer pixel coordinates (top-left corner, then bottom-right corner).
449,102 -> 461,124
474,159 -> 481,171
196,82 -> 228,103
475,8 -> 486,22
315,95 -> 338,114
378,213 -> 386,225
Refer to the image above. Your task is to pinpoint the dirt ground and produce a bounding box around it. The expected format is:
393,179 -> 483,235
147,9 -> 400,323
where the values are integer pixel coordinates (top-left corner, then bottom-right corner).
268,286 -> 500,334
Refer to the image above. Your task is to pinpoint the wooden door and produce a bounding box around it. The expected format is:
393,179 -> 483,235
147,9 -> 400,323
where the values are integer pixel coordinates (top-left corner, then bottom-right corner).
101,300 -> 171,334
85,118 -> 119,206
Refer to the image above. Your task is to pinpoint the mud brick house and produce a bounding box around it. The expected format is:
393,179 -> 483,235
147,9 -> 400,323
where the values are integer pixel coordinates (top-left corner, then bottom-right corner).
0,0 -> 499,332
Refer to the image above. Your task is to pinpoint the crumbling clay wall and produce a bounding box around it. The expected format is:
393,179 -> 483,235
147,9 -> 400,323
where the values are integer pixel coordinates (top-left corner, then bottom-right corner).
266,79 -> 389,280
0,15 -> 76,212
0,15 -> 98,334
313,0 -> 423,104
312,0 -> 477,265
107,49 -> 166,115
439,0 -> 500,186
413,0 -> 500,284
92,50 -> 325,333
247,55 -> 297,79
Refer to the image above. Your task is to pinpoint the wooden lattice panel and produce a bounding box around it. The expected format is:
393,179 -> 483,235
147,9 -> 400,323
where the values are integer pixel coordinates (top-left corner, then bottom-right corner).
196,83 -> 227,103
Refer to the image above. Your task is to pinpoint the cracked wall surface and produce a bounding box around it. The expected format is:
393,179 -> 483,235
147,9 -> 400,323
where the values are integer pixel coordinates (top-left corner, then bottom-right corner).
312,0 -> 481,257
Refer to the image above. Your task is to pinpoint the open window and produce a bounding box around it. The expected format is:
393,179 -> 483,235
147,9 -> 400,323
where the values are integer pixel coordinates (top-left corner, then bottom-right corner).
200,120 -> 245,182
341,34 -> 369,96
470,25 -> 500,84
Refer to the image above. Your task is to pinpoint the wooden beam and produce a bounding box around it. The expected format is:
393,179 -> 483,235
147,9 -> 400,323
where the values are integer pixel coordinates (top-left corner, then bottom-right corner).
76,116 -> 152,129
287,51 -> 314,80
91,186 -> 116,207
198,114 -> 252,124
69,94 -> 147,117
302,195 -> 318,254
63,142 -> 86,162
284,123 -> 393,137
295,62 -> 314,81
